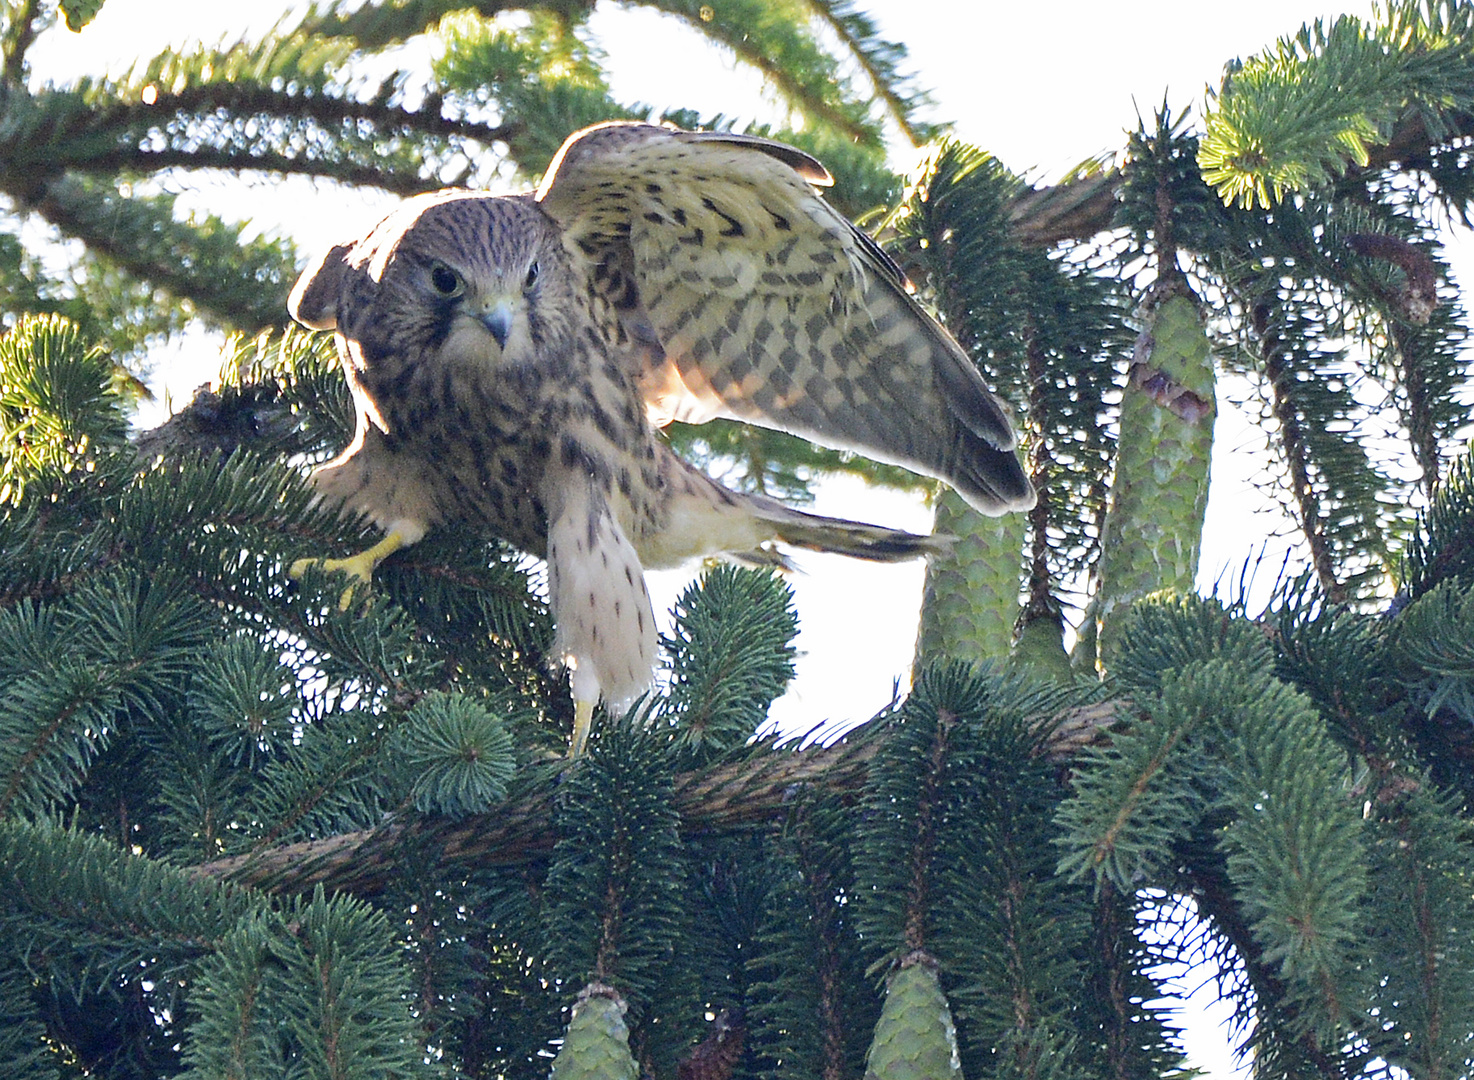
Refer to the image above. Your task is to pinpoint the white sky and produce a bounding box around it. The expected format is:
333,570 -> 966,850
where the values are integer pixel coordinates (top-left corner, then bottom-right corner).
23,3 -> 1441,1075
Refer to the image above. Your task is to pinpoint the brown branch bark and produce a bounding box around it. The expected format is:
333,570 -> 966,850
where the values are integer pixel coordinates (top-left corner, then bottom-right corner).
1007,172 -> 1121,247
1001,109 -> 1474,250
193,700 -> 1122,896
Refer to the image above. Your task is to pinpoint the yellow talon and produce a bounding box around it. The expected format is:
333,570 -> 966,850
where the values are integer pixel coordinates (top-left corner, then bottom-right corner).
289,529 -> 409,611
570,698 -> 595,758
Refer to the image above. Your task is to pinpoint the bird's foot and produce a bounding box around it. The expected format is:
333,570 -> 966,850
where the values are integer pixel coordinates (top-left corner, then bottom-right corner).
569,698 -> 595,758
289,529 -> 408,611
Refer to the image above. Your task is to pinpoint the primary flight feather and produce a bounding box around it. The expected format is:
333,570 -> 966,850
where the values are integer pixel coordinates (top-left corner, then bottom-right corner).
288,121 -> 1034,754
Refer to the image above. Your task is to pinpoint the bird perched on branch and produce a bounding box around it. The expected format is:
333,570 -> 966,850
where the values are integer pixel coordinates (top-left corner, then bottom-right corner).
288,121 -> 1034,755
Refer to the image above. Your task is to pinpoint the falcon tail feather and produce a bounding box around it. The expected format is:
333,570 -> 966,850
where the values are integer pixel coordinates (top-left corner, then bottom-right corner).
746,497 -> 949,563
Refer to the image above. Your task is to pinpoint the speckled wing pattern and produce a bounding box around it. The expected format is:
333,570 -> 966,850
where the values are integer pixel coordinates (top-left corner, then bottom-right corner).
285,121 -> 1035,752
535,122 -> 1035,516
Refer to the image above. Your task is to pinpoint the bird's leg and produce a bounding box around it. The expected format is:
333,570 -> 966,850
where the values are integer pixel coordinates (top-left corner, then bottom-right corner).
289,526 -> 411,611
545,479 -> 657,756
570,698 -> 596,758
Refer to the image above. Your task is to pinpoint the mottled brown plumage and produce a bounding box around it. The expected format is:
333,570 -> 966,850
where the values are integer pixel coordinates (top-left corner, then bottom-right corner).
287,121 -> 1034,753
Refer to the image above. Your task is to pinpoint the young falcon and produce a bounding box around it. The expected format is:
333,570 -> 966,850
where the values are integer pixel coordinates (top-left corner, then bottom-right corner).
287,120 -> 1035,756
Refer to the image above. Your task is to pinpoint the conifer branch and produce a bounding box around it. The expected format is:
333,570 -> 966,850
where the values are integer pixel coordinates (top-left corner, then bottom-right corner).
1185,839 -> 1374,1076
297,0 -> 589,50
0,0 -> 41,89
788,805 -> 851,1080
900,705 -> 950,952
1092,883 -> 1140,1080
193,701 -> 1121,896
1002,109 -> 1474,249
800,0 -> 934,145
24,83 -> 515,180
28,178 -> 299,333
1020,330 -> 1060,650
637,0 -> 884,148
1388,318 -> 1442,496
1253,298 -> 1345,603
1006,172 -> 1121,247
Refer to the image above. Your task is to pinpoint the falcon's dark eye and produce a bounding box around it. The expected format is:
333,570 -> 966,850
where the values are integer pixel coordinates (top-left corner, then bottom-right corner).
429,263 -> 463,297
523,261 -> 540,291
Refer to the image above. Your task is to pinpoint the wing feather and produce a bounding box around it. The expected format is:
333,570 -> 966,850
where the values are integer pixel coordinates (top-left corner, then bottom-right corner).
536,121 -> 1034,514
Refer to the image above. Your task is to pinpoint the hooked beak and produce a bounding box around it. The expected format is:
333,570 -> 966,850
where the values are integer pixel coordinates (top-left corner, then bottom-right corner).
477,299 -> 515,349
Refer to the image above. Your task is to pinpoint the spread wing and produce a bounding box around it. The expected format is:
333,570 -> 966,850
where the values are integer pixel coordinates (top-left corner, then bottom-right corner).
534,121 -> 1034,515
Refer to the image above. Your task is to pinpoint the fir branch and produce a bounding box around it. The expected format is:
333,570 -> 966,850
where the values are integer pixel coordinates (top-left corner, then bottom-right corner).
1200,16 -> 1411,208
929,683 -> 1096,1077
1053,688 -> 1206,891
1222,185 -> 1463,506
0,0 -> 41,89
1107,583 -> 1277,698
243,707 -> 398,853
178,912 -> 279,1077
1201,5 -> 1474,208
1254,297 -> 1349,603
853,663 -> 1082,975
1006,171 -> 1121,248
193,699 -> 1124,896
0,657 -> 116,818
1006,107 -> 1474,248
635,0 -> 885,148
1217,666 -> 1367,1043
0,230 -> 191,358
0,571 -> 214,818
1182,844 -> 1354,1078
1088,882 -> 1186,1080
1361,784 -> 1474,1078
799,0 -> 936,144
133,81 -> 513,151
183,888 -> 435,1080
1116,104 -> 1231,263
29,176 -> 301,333
543,718 -> 696,1052
390,691 -> 518,817
657,565 -> 798,766
1405,450 -> 1474,597
0,962 -> 50,1080
1390,579 -> 1474,725
297,0 -> 587,50
746,792 -> 874,1080
0,313 -> 127,505
1073,597 -> 1369,1048
433,10 -> 630,150
1362,231 -> 1469,497
0,818 -> 262,967
6,82 -> 513,190
1388,315 -> 1442,495
1269,572 -> 1398,763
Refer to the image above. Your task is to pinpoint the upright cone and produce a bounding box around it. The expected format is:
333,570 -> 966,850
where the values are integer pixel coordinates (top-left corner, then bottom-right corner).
864,951 -> 963,1080
1093,284 -> 1215,669
549,983 -> 639,1080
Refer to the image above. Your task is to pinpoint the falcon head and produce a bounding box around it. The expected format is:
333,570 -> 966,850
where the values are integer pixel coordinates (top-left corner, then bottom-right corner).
289,192 -> 576,369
